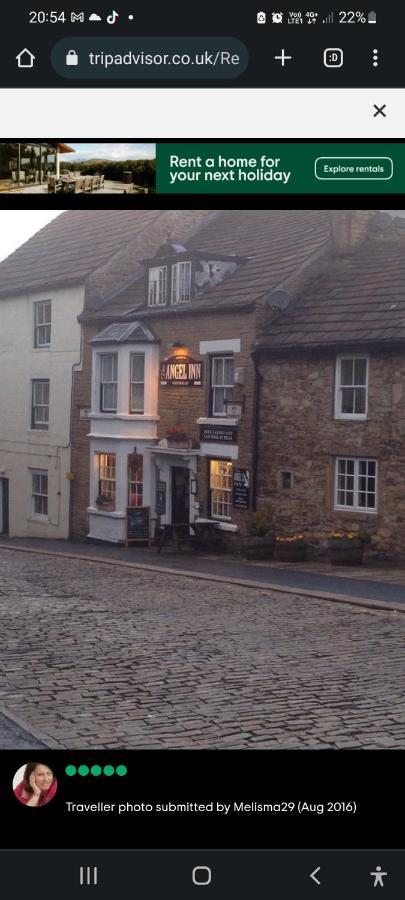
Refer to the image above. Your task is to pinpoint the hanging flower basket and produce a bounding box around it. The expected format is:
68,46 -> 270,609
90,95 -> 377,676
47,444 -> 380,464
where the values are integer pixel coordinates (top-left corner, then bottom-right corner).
327,531 -> 370,566
274,534 -> 306,562
95,494 -> 115,512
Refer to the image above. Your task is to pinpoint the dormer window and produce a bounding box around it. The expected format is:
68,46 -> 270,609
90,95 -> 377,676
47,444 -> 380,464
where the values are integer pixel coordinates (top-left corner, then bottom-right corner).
148,266 -> 167,307
171,261 -> 192,305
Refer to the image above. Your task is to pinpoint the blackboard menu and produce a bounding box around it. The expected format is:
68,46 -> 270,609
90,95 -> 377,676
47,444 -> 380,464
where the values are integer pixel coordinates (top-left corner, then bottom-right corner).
126,506 -> 151,545
156,481 -> 166,515
233,468 -> 250,510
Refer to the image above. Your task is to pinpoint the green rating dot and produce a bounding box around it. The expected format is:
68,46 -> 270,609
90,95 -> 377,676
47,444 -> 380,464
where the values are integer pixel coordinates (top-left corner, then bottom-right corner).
116,765 -> 127,777
65,765 -> 77,777
78,765 -> 90,776
91,765 -> 102,777
103,765 -> 114,777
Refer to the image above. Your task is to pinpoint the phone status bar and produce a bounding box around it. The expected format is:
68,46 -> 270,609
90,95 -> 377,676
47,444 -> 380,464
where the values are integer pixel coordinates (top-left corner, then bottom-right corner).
256,10 -> 378,26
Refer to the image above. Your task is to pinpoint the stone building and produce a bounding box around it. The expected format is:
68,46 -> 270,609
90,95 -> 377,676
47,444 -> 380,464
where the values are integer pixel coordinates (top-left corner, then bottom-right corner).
72,209 -> 334,542
255,210 -> 405,558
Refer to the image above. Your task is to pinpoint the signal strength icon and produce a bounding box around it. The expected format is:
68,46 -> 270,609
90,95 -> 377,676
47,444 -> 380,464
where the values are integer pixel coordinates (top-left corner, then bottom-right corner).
322,11 -> 334,23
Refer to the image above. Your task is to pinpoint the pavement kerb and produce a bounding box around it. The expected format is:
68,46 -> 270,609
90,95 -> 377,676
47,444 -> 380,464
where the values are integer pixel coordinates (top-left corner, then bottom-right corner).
0,702 -> 66,750
0,542 -> 403,615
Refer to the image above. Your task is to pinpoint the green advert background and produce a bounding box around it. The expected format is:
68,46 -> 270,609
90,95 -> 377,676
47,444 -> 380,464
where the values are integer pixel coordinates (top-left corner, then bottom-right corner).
156,143 -> 405,194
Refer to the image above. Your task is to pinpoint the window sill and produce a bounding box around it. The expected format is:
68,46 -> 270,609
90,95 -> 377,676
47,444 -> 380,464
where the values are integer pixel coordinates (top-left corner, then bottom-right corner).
28,516 -> 49,523
33,346 -> 51,352
334,507 -> 378,517
197,417 -> 239,427
334,415 -> 368,422
215,521 -> 239,533
88,507 -> 125,518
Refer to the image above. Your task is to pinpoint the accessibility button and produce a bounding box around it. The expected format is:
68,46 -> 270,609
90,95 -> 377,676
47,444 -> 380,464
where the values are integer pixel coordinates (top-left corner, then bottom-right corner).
315,156 -> 393,180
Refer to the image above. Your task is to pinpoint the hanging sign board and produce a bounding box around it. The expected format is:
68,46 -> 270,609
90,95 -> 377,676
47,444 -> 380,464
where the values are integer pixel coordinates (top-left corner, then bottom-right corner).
160,356 -> 203,387
233,468 -> 250,510
126,506 -> 151,546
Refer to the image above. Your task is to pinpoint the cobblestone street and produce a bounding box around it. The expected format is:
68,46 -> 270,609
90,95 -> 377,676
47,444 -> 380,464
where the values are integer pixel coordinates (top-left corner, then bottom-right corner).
1,547 -> 405,750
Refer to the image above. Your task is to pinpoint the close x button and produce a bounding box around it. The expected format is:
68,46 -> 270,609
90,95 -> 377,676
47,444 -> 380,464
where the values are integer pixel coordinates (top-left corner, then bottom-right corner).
373,103 -> 387,117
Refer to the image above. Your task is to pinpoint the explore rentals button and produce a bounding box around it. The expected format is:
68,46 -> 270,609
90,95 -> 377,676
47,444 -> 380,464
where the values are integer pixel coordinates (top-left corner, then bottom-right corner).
315,156 -> 393,180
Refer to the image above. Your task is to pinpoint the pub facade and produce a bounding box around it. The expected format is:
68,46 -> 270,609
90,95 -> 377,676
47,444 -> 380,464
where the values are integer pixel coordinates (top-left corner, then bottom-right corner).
76,209 -> 335,543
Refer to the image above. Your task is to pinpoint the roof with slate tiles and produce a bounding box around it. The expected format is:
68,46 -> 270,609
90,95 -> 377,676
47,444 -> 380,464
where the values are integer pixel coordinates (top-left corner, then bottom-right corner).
256,238 -> 405,353
0,210 -> 166,297
81,209 -> 333,322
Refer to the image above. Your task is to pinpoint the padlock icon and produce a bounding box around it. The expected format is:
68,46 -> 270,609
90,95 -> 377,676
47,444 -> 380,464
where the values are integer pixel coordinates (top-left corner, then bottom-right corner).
66,49 -> 79,66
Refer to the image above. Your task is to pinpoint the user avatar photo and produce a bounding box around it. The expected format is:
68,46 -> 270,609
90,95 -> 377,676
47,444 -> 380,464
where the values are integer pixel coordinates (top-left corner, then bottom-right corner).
13,762 -> 57,807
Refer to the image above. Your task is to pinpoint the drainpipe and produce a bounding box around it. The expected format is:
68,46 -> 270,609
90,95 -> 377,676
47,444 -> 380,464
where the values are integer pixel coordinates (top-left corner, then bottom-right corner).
251,351 -> 263,513
56,148 -> 60,178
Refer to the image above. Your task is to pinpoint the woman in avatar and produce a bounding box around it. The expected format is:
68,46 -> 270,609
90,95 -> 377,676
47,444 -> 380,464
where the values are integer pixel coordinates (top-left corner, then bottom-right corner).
14,762 -> 57,807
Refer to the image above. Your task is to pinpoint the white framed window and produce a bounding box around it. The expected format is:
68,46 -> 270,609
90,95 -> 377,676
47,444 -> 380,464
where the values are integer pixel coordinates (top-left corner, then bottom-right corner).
31,379 -> 49,429
100,354 -> 118,412
32,470 -> 48,517
335,356 -> 368,419
130,353 -> 145,413
335,457 -> 377,513
171,261 -> 192,305
128,455 -> 143,507
34,300 -> 51,347
211,356 -> 234,416
98,453 -> 116,504
148,266 -> 167,306
210,459 -> 233,520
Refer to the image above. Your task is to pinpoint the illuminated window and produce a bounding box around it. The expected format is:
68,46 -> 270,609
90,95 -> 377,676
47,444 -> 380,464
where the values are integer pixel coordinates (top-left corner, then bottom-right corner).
210,460 -> 233,520
128,455 -> 143,507
98,453 -> 116,504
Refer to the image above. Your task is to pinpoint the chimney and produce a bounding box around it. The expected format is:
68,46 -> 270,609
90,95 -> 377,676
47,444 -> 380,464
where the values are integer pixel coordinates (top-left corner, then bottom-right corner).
332,210 -> 378,254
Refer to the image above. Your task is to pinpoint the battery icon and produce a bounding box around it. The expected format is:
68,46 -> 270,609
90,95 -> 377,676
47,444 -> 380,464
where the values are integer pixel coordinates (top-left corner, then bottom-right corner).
368,11 -> 377,23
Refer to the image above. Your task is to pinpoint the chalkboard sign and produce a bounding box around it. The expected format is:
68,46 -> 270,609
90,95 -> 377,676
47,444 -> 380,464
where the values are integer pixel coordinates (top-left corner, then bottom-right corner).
233,468 -> 250,511
156,481 -> 166,515
126,506 -> 151,546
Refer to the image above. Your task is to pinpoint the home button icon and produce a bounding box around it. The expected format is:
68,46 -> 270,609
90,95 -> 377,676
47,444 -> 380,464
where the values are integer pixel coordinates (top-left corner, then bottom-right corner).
192,866 -> 212,886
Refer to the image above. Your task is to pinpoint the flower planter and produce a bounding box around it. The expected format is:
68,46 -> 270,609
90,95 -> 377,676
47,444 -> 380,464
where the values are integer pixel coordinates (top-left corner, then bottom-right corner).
167,440 -> 189,450
274,541 -> 307,562
239,535 -> 275,560
96,502 -> 115,512
328,538 -> 364,566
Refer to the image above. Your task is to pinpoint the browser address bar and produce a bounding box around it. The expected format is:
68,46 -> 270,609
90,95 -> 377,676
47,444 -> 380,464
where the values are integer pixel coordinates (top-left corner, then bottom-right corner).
51,37 -> 249,79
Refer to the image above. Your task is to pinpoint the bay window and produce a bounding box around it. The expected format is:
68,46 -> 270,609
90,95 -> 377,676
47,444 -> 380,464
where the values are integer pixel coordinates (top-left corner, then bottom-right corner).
100,354 -> 118,412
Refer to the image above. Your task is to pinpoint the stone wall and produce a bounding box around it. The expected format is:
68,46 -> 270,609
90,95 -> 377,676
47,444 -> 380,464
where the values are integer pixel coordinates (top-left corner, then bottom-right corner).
256,351 -> 405,558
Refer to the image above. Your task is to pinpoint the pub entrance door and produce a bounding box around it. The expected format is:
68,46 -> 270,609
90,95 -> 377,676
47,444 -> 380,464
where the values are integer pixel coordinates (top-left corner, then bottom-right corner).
171,467 -> 190,524
0,478 -> 9,535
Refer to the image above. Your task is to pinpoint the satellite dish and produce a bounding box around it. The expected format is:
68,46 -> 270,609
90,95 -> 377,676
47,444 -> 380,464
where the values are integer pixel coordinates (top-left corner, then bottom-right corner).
267,289 -> 291,311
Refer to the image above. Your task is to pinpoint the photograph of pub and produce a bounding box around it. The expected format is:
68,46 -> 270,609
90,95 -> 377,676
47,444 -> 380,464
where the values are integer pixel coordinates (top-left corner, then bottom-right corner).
0,208 -> 405,750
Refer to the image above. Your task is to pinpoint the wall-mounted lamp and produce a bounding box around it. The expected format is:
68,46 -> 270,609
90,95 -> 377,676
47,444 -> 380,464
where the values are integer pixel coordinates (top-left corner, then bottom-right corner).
167,342 -> 191,358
